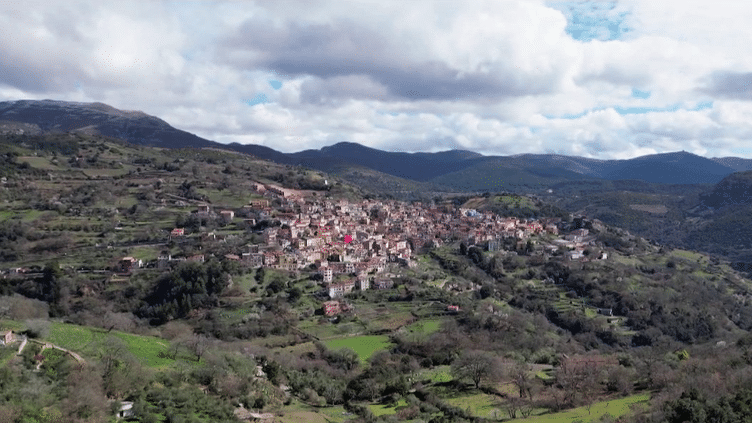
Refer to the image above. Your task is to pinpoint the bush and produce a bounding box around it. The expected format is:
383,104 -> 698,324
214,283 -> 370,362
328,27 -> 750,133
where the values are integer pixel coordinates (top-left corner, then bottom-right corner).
24,318 -> 50,338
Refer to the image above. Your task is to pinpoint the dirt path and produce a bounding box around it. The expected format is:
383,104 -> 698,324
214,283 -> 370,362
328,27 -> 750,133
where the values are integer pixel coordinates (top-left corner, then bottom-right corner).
16,336 -> 27,355
29,340 -> 86,365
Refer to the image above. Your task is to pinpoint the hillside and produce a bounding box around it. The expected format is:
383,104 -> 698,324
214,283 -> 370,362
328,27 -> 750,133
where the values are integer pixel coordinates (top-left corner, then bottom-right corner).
698,170 -> 752,208
0,100 -> 215,149
2,132 -> 752,422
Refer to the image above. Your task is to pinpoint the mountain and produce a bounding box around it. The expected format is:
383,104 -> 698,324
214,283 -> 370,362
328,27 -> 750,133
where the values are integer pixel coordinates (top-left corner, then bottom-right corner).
0,99 -> 215,149
698,170 -> 752,208
288,141 -> 484,181
600,151 -> 736,184
0,99 -> 745,192
710,156 -> 752,172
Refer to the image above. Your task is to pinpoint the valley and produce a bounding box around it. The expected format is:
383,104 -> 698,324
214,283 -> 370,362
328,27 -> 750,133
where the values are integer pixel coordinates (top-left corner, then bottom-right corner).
1,131 -> 752,422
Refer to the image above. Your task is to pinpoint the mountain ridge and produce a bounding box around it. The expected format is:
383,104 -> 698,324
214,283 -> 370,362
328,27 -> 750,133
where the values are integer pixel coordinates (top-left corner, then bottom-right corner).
0,98 -> 744,190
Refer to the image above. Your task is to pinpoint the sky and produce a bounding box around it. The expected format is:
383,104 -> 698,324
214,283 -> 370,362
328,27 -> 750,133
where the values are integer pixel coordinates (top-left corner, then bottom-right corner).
2,0 -> 752,159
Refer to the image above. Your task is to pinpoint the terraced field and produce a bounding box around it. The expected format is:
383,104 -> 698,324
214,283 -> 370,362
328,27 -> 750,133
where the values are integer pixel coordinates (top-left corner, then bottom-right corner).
323,335 -> 392,363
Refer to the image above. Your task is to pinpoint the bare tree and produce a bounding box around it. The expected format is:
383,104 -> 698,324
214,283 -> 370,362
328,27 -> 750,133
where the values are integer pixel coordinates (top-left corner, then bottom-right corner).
510,361 -> 534,399
451,350 -> 502,389
185,333 -> 211,362
103,311 -> 134,333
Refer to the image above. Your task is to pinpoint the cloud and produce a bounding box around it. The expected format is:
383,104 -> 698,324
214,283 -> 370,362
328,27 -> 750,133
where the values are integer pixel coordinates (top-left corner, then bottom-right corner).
2,1 -> 752,159
700,71 -> 752,100
218,3 -> 571,102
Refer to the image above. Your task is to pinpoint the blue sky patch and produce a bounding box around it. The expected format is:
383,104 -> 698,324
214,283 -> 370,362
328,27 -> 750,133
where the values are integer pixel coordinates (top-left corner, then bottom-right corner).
548,1 -> 632,42
692,101 -> 713,111
544,110 -> 589,120
269,80 -> 282,90
546,101 -> 709,119
244,93 -> 268,106
614,104 -> 680,115
631,88 -> 650,99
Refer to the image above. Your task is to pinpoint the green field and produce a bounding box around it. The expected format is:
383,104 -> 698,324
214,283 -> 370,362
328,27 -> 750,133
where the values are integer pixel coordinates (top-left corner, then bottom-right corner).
44,321 -> 173,368
443,392 -> 500,419
274,398 -> 347,423
517,393 -> 650,423
422,365 -> 453,383
18,156 -> 61,170
402,318 -> 443,341
368,399 -> 408,417
323,335 -> 391,363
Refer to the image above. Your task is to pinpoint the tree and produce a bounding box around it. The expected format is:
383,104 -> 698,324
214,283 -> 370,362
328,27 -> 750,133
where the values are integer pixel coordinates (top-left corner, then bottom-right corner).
185,334 -> 211,362
451,350 -> 501,389
510,362 -> 534,399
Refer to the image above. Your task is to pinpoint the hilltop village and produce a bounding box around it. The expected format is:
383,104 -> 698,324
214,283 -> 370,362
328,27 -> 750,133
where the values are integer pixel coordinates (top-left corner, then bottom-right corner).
119,182 -> 608,313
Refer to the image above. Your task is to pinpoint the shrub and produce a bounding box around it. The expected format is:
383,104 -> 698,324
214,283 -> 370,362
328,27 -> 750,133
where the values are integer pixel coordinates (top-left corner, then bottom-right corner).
24,318 -> 50,338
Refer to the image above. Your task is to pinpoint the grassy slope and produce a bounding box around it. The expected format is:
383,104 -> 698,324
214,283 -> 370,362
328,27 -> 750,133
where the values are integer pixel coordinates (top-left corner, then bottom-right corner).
519,393 -> 650,423
43,321 -> 173,368
322,335 -> 392,363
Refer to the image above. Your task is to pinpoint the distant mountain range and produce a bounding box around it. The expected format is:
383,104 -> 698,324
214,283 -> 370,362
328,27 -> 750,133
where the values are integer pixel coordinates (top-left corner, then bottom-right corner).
2,99 -> 752,192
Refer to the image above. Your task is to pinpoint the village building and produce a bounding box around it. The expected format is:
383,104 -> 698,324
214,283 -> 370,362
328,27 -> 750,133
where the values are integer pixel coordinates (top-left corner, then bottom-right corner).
322,267 -> 333,283
0,330 -> 15,346
118,257 -> 142,274
197,204 -> 211,216
243,252 -> 264,268
374,278 -> 393,289
187,254 -> 205,263
328,280 -> 355,298
220,210 -> 235,223
249,198 -> 269,208
116,401 -> 134,419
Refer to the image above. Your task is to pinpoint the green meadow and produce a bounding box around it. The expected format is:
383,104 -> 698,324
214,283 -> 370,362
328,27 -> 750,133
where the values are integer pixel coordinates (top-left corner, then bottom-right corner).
323,334 -> 391,363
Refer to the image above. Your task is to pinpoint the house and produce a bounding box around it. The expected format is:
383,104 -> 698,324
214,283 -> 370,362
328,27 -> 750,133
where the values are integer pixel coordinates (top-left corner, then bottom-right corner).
358,275 -> 370,290
323,300 -> 341,316
447,305 -> 460,313
197,204 -> 211,216
243,253 -> 264,268
569,250 -> 584,260
171,228 -> 185,237
262,251 -> 278,266
276,254 -> 297,271
322,267 -> 333,283
565,228 -> 589,242
263,228 -> 278,244
0,330 -> 15,346
597,308 -> 613,317
118,257 -> 142,274
220,210 -> 235,223
187,254 -> 205,263
328,280 -> 355,298
487,238 -> 502,252
117,401 -> 134,419
374,278 -> 393,289
249,199 -> 269,208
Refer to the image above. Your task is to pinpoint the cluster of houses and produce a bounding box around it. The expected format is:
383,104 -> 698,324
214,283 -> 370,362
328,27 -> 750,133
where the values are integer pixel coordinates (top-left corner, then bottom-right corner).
2,177 -> 610,318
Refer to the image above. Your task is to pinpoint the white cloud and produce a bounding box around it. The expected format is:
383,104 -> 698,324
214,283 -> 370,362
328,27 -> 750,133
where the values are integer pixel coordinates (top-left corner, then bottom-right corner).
2,1 -> 752,159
